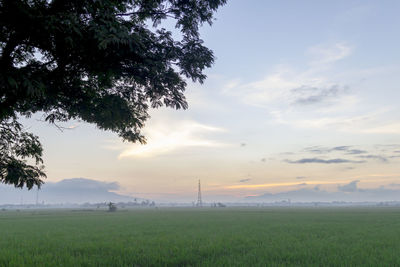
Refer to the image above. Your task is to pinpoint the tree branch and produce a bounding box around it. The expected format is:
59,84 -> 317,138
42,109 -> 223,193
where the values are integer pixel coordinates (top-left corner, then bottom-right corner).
0,34 -> 19,68
115,9 -> 175,19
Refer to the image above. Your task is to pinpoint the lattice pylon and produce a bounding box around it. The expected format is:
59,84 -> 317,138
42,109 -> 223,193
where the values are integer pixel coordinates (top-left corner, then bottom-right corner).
197,179 -> 202,207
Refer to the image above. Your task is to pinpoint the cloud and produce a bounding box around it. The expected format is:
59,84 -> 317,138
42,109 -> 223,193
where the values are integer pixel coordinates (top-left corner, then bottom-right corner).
53,178 -> 120,191
338,180 -> 360,192
222,42 -> 400,135
0,178 -> 138,204
232,71 -> 349,108
246,184 -> 400,202
117,120 -> 227,158
283,145 -> 392,165
261,158 -> 266,163
296,176 -> 306,179
357,155 -> 388,163
304,146 -> 367,155
332,146 -> 351,151
225,180 -> 349,190
374,144 -> 400,152
285,158 -> 365,164
276,109 -> 391,133
304,146 -> 333,154
345,149 -> 368,155
239,178 -> 251,183
290,109 -> 400,134
292,85 -> 343,105
361,122 -> 400,134
332,146 -> 367,155
307,42 -> 352,65
223,42 -> 353,109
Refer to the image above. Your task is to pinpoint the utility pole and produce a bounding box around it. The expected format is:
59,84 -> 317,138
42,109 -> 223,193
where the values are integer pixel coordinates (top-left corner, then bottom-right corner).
197,179 -> 202,207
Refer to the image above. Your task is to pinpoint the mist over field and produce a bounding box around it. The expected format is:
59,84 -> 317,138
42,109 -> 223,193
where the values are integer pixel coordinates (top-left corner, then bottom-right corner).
2,178 -> 400,205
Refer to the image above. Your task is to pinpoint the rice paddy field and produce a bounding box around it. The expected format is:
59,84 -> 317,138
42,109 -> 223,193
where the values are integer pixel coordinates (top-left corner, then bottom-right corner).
1,207 -> 400,266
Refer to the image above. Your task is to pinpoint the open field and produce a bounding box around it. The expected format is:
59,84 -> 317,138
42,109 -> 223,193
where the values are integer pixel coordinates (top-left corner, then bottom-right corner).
1,207 -> 400,266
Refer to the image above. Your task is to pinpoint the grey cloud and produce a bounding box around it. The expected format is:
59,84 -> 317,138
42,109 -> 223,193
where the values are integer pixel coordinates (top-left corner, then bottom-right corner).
345,149 -> 367,155
304,146 -> 367,155
285,146 -> 391,165
357,155 -> 388,163
247,184 -> 400,202
374,144 -> 400,152
240,143 -> 246,147
239,178 -> 251,183
303,146 -> 329,154
338,180 -> 359,192
286,158 -> 365,164
332,146 -> 351,151
0,178 -> 137,204
292,85 -> 343,105
261,158 -> 266,163
296,176 -> 306,179
51,178 -> 120,191
331,146 -> 367,155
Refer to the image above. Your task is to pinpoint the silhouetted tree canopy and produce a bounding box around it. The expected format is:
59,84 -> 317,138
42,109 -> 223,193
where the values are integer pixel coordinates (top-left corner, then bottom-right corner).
0,0 -> 226,189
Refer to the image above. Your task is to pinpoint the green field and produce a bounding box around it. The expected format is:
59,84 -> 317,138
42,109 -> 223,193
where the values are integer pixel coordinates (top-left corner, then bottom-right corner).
1,207 -> 400,266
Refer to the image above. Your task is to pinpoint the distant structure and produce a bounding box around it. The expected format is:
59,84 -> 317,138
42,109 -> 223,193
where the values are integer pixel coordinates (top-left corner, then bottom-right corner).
196,179 -> 203,207
108,202 -> 117,212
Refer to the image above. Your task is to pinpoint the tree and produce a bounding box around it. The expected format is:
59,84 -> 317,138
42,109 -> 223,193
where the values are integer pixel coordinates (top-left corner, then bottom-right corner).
107,202 -> 117,212
0,0 -> 227,189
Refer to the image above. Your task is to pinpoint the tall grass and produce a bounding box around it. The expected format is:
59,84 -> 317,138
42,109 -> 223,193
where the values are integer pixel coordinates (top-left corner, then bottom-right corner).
0,207 -> 399,266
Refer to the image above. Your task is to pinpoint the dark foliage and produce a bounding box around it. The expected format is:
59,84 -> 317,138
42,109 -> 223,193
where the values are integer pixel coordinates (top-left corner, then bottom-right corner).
0,0 -> 226,189
108,202 -> 117,212
0,117 -> 45,188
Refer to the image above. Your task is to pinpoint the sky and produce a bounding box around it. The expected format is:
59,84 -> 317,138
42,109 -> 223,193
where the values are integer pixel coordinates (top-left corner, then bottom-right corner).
15,0 -> 400,203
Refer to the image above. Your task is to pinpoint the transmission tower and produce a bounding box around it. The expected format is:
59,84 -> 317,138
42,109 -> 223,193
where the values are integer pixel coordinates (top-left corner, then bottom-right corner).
196,179 -> 202,207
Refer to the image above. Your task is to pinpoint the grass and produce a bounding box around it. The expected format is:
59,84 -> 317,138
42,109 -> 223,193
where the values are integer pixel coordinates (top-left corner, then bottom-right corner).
0,207 -> 400,266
